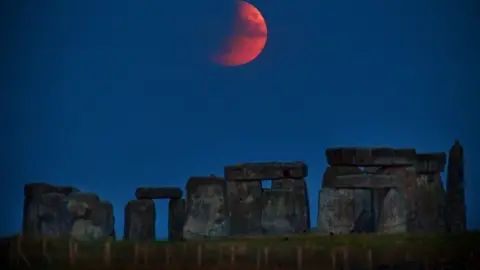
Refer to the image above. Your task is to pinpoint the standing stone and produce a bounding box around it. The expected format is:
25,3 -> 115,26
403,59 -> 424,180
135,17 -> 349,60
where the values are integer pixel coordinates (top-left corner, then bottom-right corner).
37,192 -> 72,238
376,188 -> 407,233
66,192 -> 105,241
227,181 -> 263,236
183,177 -> 228,239
271,179 -> 310,233
352,189 -> 374,233
124,199 -> 155,242
261,189 -> 295,235
168,198 -> 185,241
317,188 -> 355,234
446,140 -> 467,232
98,201 -> 115,238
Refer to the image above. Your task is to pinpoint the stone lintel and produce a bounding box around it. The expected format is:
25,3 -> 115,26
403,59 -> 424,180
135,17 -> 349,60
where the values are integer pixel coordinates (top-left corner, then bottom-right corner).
322,174 -> 403,189
225,162 -> 307,181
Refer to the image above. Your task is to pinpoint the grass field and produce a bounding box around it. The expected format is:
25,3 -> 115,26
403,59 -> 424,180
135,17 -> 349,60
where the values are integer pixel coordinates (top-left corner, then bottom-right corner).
2,231 -> 479,269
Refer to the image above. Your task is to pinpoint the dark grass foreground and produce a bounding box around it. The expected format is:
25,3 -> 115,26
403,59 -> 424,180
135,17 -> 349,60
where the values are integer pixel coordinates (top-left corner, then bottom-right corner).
1,232 -> 479,270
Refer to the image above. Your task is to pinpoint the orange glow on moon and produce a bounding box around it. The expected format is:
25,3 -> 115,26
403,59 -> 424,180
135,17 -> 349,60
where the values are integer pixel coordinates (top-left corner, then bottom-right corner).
213,1 -> 267,67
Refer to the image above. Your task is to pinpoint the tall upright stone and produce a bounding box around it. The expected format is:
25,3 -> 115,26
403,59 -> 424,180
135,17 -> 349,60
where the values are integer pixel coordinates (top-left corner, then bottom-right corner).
271,179 -> 310,233
261,189 -> 295,235
124,199 -> 156,242
446,140 -> 467,232
227,181 -> 263,236
168,198 -> 185,241
183,176 -> 228,239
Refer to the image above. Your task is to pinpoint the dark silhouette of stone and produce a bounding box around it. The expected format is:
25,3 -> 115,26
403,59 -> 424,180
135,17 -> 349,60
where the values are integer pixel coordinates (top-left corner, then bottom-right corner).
183,176 -> 228,239
168,198 -> 185,241
446,140 -> 467,232
22,183 -> 78,239
135,187 -> 183,200
416,153 -> 447,173
227,180 -> 263,236
98,201 -> 115,238
124,199 -> 155,242
225,162 -> 307,181
261,189 -> 295,235
325,147 -> 417,166
271,179 -> 310,232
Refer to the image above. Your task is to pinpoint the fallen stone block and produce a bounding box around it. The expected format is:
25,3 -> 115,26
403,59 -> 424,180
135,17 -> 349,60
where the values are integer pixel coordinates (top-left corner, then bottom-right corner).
225,162 -> 308,181
183,176 -> 228,239
135,187 -> 183,200
124,199 -> 155,242
416,152 -> 446,173
325,147 -> 417,166
261,189 -> 295,235
168,198 -> 185,241
323,174 -> 403,189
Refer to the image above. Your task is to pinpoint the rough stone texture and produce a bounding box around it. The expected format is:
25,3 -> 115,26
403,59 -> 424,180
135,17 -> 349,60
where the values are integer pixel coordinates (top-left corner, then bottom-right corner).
352,189 -> 374,233
324,173 -> 403,189
271,179 -> 310,232
376,188 -> 407,233
261,189 -> 295,235
413,174 -> 446,232
65,192 -> 101,222
183,177 -> 228,239
416,153 -> 447,173
135,187 -> 183,200
317,188 -> 355,234
168,198 -> 185,241
22,183 -> 78,239
446,140 -> 467,232
225,162 -> 307,181
98,201 -> 115,238
227,180 -> 263,236
325,147 -> 417,166
124,199 -> 155,242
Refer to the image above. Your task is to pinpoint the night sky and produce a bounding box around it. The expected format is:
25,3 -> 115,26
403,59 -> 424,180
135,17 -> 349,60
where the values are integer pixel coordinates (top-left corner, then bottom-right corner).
1,0 -> 479,239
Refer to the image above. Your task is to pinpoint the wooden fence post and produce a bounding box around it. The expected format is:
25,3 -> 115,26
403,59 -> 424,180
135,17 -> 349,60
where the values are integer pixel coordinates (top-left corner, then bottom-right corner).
68,238 -> 75,266
42,237 -> 51,264
230,245 -> 236,266
256,248 -> 261,270
197,244 -> 202,267
16,234 -> 31,267
165,246 -> 170,266
134,243 -> 139,265
297,246 -> 303,270
264,246 -> 269,266
104,237 -> 111,267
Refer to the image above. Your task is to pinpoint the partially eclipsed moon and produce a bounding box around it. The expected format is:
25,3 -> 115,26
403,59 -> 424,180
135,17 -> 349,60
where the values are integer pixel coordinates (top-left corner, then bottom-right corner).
213,1 -> 267,67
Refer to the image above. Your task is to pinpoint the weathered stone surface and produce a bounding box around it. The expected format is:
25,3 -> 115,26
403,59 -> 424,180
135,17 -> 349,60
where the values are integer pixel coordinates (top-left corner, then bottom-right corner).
124,199 -> 155,242
225,162 -> 307,181
352,189 -> 374,233
168,198 -> 185,241
317,188 -> 355,234
70,219 -> 103,241
65,192 -> 101,221
413,174 -> 446,232
416,153 -> 446,173
271,179 -> 310,232
325,147 -> 417,166
227,180 -> 263,236
135,187 -> 183,200
22,183 -> 79,239
323,174 -> 403,189
183,177 -> 228,239
376,188 -> 407,233
261,189 -> 295,235
37,192 -> 72,238
98,201 -> 115,238
446,140 -> 466,232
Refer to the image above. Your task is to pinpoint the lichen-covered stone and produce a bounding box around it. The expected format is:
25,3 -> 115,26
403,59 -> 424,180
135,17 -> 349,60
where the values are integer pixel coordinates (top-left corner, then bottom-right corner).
261,189 -> 295,235
352,189 -> 374,233
271,179 -> 310,232
168,198 -> 185,241
317,188 -> 355,234
227,180 -> 263,236
135,187 -> 183,200
225,162 -> 307,181
183,177 -> 228,239
65,192 -> 101,224
70,219 -> 103,241
124,199 -> 155,242
37,192 -> 72,238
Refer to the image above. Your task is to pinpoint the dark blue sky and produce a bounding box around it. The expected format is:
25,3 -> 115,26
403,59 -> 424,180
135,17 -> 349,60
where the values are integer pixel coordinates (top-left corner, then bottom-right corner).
1,0 -> 479,238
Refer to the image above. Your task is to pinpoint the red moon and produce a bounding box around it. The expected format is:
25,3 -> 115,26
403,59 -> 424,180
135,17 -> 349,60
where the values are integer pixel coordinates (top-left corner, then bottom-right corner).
213,1 -> 267,67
